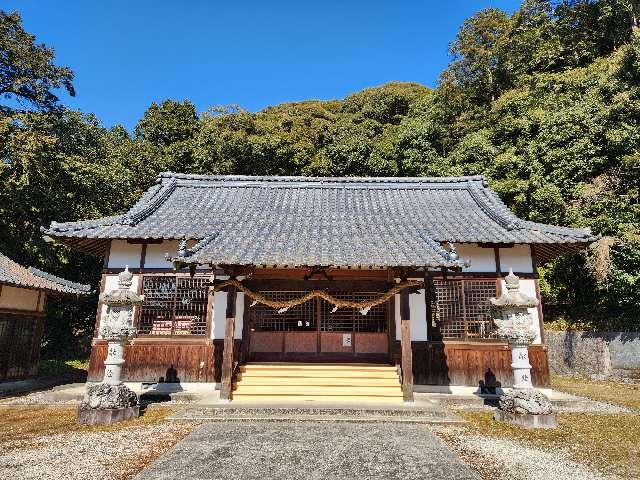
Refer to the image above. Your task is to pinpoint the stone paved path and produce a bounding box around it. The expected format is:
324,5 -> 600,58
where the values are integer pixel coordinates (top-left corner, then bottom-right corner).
136,420 -> 480,480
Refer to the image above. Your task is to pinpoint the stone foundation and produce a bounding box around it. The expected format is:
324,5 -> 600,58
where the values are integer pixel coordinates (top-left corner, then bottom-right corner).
493,409 -> 558,429
77,405 -> 140,425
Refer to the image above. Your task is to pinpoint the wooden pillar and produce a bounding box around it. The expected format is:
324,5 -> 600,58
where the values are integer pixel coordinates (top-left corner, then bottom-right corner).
400,288 -> 413,402
219,286 -> 237,401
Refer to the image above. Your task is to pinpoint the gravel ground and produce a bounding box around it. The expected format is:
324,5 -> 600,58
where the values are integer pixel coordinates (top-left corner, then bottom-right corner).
0,391 -> 195,406
0,421 -> 198,480
0,390 -> 79,405
432,424 -> 622,480
441,398 -> 631,414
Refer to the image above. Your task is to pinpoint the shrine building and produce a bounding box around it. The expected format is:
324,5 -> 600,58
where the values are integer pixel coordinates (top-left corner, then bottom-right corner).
43,173 -> 596,402
0,252 -> 90,382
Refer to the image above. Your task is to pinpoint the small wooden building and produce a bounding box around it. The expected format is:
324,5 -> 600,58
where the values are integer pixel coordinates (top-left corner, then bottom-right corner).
0,253 -> 90,382
44,174 -> 595,400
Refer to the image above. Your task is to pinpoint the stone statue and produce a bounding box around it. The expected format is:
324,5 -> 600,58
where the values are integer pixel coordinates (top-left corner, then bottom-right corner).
78,266 -> 144,424
490,269 -> 557,428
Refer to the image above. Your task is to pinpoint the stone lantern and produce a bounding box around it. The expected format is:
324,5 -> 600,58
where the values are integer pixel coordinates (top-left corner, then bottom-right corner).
78,266 -> 144,424
490,269 -> 557,429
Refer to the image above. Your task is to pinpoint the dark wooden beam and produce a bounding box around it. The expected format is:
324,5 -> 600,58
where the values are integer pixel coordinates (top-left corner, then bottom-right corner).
102,241 -> 111,269
243,279 -> 391,292
534,278 -> 546,345
424,271 -> 440,341
400,288 -> 414,402
126,238 -> 164,244
478,242 -> 515,249
219,286 -> 237,401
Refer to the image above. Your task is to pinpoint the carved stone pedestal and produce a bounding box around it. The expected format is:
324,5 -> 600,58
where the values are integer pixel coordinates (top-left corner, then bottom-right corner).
78,405 -> 140,425
493,388 -> 557,429
78,383 -> 140,424
493,409 -> 558,429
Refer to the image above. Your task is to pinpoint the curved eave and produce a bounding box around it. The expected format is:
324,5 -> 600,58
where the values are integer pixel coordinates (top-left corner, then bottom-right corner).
45,236 -> 111,257
532,241 -> 594,265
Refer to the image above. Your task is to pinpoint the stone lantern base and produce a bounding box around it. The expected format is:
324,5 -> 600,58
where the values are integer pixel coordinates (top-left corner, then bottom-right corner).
493,388 -> 558,429
77,383 -> 140,425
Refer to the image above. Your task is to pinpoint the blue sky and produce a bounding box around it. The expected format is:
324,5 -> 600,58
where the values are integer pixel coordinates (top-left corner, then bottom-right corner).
8,1 -> 521,130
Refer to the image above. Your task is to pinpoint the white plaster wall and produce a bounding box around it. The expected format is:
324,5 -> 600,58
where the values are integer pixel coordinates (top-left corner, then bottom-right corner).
235,293 -> 244,339
499,244 -> 533,273
394,278 -> 428,341
211,290 -> 244,340
499,277 -> 542,344
107,240 -> 142,268
144,240 -> 179,268
212,290 -> 227,339
0,285 -> 40,311
97,274 -> 140,337
410,288 -> 428,341
457,243 -> 496,272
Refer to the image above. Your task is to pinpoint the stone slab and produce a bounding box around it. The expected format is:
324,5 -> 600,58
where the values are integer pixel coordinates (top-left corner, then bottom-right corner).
77,405 -> 140,425
493,409 -> 558,429
136,420 -> 480,480
168,405 -> 464,424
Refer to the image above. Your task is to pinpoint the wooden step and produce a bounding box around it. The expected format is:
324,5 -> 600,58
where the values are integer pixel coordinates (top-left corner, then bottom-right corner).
236,376 -> 399,386
241,363 -> 396,371
239,370 -> 399,379
231,395 -> 403,404
233,362 -> 402,403
233,385 -> 402,396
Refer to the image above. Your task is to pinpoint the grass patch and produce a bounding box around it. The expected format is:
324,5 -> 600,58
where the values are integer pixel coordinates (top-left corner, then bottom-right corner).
0,405 -> 175,448
461,411 -> 640,479
38,358 -> 89,377
552,375 -> 640,410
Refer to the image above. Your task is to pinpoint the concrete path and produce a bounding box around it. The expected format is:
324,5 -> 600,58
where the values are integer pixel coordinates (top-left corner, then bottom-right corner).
136,420 -> 480,480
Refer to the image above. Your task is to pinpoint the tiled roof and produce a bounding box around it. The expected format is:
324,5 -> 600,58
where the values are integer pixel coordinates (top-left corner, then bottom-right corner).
0,253 -> 91,295
44,173 -> 597,268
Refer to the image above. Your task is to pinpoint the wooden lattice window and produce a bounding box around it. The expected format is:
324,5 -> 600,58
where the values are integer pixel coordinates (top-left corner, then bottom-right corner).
248,290 -> 388,333
0,313 -> 38,381
138,276 -> 208,336
250,291 -> 316,331
321,292 -> 387,333
433,279 -> 498,339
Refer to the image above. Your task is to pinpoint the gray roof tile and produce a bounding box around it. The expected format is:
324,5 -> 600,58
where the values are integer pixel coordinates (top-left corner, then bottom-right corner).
0,253 -> 91,295
44,173 -> 597,268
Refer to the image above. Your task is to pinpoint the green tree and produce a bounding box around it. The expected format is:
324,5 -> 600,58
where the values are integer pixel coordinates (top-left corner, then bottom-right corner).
0,11 -> 74,113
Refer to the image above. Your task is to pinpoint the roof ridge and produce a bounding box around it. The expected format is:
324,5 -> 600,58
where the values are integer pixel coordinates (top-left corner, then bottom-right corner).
123,178 -> 177,226
157,172 -> 489,185
467,186 -> 522,231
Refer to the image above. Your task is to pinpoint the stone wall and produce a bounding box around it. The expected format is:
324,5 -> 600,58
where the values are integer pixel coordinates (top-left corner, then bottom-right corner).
546,331 -> 640,379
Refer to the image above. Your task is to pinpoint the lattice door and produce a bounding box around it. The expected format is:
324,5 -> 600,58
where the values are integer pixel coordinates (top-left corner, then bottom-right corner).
433,279 -> 498,339
0,314 -> 37,381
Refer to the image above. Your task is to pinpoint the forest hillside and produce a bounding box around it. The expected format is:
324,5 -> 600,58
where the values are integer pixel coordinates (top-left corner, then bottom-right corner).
1,1 -> 638,356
